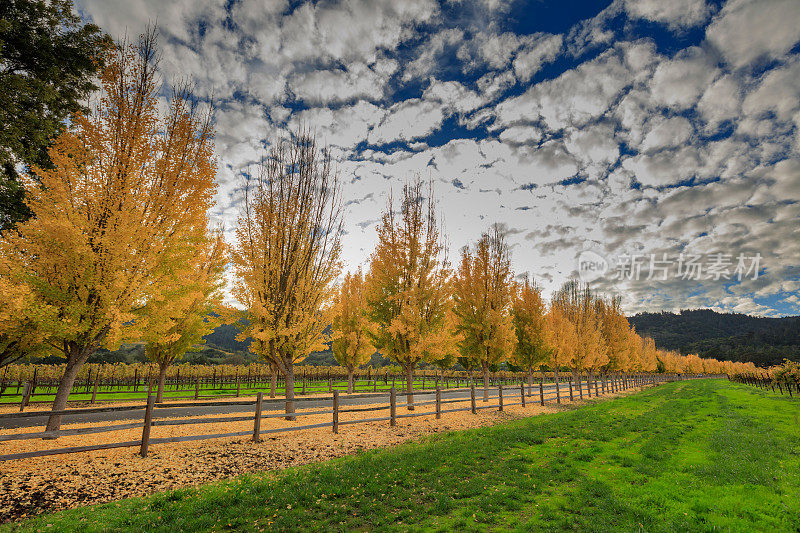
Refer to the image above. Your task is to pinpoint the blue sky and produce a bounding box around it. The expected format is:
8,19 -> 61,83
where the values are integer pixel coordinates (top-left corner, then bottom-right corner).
77,0 -> 800,316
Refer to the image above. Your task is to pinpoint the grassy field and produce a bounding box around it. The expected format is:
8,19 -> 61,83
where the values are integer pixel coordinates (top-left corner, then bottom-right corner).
5,379 -> 798,532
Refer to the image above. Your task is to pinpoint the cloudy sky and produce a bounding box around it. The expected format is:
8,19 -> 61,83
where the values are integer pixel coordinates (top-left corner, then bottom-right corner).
76,0 -> 800,317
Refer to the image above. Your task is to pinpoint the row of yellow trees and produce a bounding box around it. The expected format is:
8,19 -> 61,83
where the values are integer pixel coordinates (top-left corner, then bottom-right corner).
0,32 -> 757,429
325,180 -> 757,407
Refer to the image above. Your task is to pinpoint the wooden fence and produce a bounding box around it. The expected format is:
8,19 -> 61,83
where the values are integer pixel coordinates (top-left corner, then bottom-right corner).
3,369 -> 700,409
0,373 -> 715,462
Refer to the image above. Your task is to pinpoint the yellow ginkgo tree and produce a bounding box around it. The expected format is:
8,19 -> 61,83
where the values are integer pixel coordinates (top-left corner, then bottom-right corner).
0,30 -> 218,431
331,269 -> 374,393
452,225 -> 516,401
364,177 -> 452,410
231,130 -> 342,420
511,276 -> 551,390
139,230 -> 228,402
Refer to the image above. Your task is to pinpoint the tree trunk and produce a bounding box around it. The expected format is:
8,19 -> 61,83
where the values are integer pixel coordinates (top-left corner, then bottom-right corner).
46,346 -> 94,432
270,368 -> 277,398
527,370 -> 534,396
405,363 -> 415,411
284,362 -> 296,421
482,363 -> 489,402
156,362 -> 169,403
347,368 -> 354,394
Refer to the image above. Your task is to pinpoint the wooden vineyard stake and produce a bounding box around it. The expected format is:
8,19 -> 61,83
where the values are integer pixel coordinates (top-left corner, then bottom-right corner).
389,387 -> 396,427
139,394 -> 156,457
332,391 -> 339,434
253,392 -> 263,442
470,381 -> 477,414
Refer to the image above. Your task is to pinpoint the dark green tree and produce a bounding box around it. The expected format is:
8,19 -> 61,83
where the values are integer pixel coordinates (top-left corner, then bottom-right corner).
0,0 -> 109,232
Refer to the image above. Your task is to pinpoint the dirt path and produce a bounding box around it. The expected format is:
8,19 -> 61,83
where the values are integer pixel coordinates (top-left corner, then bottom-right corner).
0,387 -> 646,523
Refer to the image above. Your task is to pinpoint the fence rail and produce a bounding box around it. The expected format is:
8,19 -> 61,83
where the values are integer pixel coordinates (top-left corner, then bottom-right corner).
0,373 -> 717,462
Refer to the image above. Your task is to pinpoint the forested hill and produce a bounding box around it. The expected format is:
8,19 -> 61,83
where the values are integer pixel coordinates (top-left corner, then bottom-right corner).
628,309 -> 800,367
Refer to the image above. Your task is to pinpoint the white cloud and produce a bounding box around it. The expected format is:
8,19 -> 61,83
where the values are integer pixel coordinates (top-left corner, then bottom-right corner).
498,125 -> 542,145
706,0 -> 800,68
624,0 -> 710,29
697,75 -> 742,130
291,101 -> 385,149
459,31 -> 524,71
623,146 -> 703,187
512,33 -> 563,82
289,63 -> 387,104
565,121 -> 620,171
367,99 -> 444,145
476,70 -> 516,101
649,47 -> 718,109
742,59 -> 800,123
402,28 -> 464,81
497,48 -> 632,131
423,79 -> 484,114
640,116 -> 694,152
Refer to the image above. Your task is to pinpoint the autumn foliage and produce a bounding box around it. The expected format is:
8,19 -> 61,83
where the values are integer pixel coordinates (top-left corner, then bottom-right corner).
231,130 -> 343,419
332,269 -> 374,393
364,177 -> 453,409
0,30 -> 219,430
452,225 -> 516,400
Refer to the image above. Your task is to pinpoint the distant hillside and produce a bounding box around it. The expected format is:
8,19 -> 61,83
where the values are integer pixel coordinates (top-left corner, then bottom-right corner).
628,309 -> 800,367
203,322 -> 250,352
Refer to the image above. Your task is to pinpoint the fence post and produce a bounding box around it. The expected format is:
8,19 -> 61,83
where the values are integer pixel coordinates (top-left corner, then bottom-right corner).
19,382 -> 30,412
498,383 -> 503,412
253,392 -> 263,442
470,381 -> 477,414
195,377 -> 200,400
539,380 -> 545,406
435,385 -> 441,419
520,381 -> 526,407
139,394 -> 156,458
389,387 -> 396,427
332,390 -> 339,434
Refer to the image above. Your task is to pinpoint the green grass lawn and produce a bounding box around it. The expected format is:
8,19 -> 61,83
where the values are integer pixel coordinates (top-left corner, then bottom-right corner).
5,379 -> 799,532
